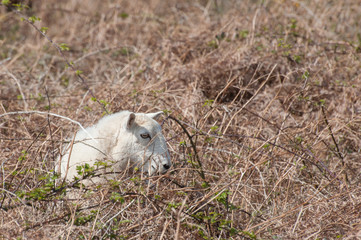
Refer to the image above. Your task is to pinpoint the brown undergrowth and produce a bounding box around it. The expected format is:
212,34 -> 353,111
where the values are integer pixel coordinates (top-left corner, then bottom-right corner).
0,0 -> 361,239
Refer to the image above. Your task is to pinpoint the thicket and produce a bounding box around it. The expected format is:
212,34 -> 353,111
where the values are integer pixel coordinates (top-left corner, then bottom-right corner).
0,0 -> 360,239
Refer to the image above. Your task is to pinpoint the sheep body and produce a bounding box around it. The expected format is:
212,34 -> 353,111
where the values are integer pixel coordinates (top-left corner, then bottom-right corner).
57,111 -> 171,184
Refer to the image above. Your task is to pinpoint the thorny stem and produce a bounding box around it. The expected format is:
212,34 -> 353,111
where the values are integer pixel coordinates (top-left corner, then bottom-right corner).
321,105 -> 348,184
321,106 -> 343,160
167,115 -> 206,181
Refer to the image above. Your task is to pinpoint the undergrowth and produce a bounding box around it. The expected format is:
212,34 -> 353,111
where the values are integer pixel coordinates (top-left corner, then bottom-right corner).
0,0 -> 360,239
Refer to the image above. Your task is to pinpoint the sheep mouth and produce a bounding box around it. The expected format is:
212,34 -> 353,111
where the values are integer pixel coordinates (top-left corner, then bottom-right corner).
149,163 -> 170,175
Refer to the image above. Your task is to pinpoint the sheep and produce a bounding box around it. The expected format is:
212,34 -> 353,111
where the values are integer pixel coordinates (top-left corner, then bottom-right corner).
56,110 -> 171,185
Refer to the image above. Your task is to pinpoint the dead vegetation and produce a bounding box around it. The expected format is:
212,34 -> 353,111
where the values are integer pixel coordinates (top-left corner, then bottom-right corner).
0,0 -> 361,239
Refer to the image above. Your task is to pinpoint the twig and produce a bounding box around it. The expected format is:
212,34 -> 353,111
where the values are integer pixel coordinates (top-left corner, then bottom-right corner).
0,57 -> 11,66
44,87 -> 56,162
0,111 -> 95,142
5,71 -> 28,110
61,133 -> 77,186
175,196 -> 188,240
0,188 -> 29,209
103,199 -> 135,226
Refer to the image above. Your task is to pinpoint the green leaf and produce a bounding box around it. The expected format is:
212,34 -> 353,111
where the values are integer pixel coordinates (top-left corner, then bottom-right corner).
215,32 -> 226,41
238,30 -> 249,39
110,192 -> 125,203
119,12 -> 129,19
207,40 -> 218,49
40,27 -> 48,33
12,3 -> 29,11
1,0 -> 10,6
99,99 -> 109,106
302,70 -> 309,79
210,125 -> 219,131
75,70 -> 83,76
28,16 -> 41,24
202,99 -> 214,107
18,150 -> 27,162
162,109 -> 171,115
263,143 -> 270,149
290,19 -> 297,29
59,43 -> 70,51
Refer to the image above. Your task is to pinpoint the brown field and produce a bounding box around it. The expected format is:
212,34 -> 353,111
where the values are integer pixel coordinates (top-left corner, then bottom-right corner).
1,0 -> 361,239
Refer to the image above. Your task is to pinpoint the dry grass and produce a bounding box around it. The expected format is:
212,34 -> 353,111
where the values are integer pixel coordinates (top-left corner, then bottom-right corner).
1,0 -> 361,239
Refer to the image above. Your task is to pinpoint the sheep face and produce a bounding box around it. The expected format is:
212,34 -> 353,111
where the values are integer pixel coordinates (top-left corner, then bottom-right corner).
119,112 -> 171,175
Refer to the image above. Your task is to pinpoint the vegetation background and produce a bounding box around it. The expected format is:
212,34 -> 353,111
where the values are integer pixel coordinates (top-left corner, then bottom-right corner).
0,0 -> 361,239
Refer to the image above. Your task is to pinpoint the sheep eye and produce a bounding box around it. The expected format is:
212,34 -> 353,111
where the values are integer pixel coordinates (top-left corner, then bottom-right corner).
140,133 -> 151,139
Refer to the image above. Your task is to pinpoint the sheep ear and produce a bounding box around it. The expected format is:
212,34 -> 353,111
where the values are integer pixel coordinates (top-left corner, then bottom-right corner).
146,111 -> 163,120
127,113 -> 136,129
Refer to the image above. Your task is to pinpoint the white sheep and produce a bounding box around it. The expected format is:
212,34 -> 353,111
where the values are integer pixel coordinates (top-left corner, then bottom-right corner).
57,110 -> 171,184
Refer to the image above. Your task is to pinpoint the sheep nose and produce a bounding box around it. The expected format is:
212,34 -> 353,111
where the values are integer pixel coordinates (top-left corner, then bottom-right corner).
163,163 -> 171,170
